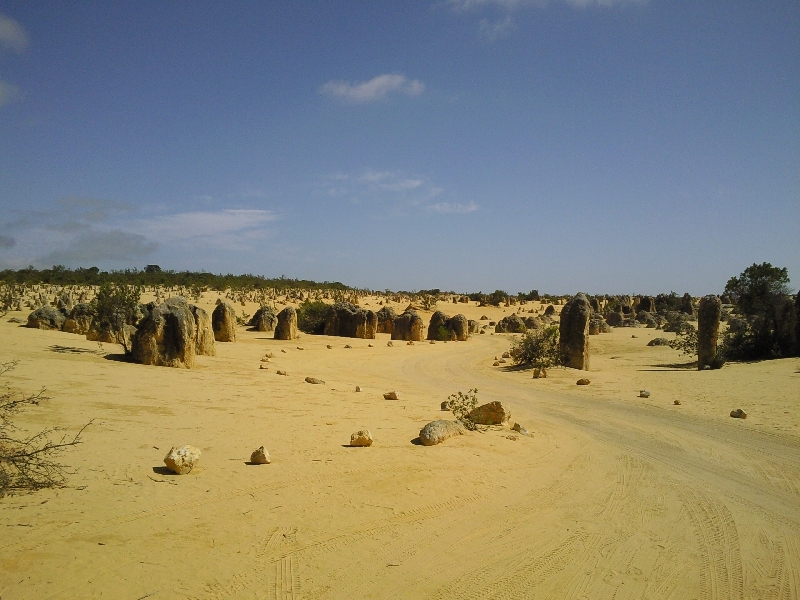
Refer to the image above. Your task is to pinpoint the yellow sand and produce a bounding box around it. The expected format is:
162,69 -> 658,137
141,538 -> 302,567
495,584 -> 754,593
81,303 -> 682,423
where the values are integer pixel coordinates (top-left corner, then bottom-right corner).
1,295 -> 799,599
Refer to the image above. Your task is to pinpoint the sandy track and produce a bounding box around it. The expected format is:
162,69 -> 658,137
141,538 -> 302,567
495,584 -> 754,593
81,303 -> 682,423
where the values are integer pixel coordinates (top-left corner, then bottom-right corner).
1,314 -> 799,599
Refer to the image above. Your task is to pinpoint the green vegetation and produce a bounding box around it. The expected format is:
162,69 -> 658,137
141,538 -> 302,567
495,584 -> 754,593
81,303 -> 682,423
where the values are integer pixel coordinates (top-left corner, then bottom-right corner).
722,263 -> 795,360
668,325 -> 698,357
509,326 -> 561,370
445,388 -> 480,431
296,300 -> 332,334
0,265 -> 351,291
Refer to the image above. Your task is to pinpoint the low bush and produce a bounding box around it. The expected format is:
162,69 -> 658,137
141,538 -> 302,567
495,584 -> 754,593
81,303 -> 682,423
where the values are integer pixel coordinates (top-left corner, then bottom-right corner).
296,300 -> 332,334
445,388 -> 480,431
509,325 -> 561,370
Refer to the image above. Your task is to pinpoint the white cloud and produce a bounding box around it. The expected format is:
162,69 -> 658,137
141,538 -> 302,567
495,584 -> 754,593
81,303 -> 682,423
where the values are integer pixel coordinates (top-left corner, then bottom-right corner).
479,15 -> 517,40
451,0 -> 641,8
133,209 -> 277,243
0,12 -> 28,53
320,74 -> 425,103
427,201 -> 480,214
0,81 -> 21,107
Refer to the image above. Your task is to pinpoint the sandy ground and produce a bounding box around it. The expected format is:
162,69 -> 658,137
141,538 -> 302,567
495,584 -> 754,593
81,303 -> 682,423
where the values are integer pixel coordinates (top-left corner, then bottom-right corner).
1,295 -> 799,599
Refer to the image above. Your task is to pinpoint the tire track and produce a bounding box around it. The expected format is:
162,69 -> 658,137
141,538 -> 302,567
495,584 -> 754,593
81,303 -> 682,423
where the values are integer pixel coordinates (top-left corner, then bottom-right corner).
679,487 -> 744,600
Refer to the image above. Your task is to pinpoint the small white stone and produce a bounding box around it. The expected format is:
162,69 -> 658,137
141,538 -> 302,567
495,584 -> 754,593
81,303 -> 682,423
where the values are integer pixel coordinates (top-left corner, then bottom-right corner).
250,446 -> 271,464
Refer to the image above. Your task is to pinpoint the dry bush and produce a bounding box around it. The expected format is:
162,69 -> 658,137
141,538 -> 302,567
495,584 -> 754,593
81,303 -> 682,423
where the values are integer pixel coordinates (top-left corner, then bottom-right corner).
0,360 -> 90,496
445,388 -> 480,431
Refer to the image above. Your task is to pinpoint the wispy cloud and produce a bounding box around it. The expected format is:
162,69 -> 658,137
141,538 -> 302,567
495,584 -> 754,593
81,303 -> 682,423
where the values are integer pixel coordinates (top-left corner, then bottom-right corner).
427,201 -> 480,214
0,198 -> 280,268
479,15 -> 516,40
320,74 -> 425,103
0,80 -> 21,108
0,12 -> 28,54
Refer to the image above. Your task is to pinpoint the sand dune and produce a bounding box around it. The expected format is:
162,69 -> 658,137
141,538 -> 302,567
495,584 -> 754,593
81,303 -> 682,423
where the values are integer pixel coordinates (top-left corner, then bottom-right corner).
1,295 -> 799,599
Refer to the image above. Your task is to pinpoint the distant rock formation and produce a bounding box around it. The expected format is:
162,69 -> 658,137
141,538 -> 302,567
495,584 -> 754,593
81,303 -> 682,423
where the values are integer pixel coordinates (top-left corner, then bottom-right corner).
495,315 -> 526,334
191,305 -> 216,356
323,302 -> 376,339
376,306 -> 397,334
27,306 -> 66,330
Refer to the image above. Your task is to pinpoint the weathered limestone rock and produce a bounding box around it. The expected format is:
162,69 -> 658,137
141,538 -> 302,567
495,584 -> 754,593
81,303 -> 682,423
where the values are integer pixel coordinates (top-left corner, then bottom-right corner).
495,315 -> 526,334
427,311 -> 450,340
63,303 -> 94,335
305,377 -> 325,384
323,302 -> 376,339
376,306 -> 397,334
730,408 -> 747,419
391,310 -> 423,341
680,293 -> 695,315
163,445 -> 201,474
636,296 -> 656,313
350,430 -> 373,447
249,306 -> 277,332
639,390 -> 651,398
544,305 -> 555,316
533,368 -> 547,378
250,446 -> 271,464
27,306 -> 66,330
559,293 -> 591,370
697,295 -> 722,370
274,307 -> 298,340
468,401 -> 511,425
419,420 -> 465,446
448,314 -> 469,341
577,378 -> 590,385
647,338 -> 670,346
191,305 -> 216,356
512,422 -> 531,436
212,301 -> 237,342
383,391 -> 399,400
441,401 -> 450,411
57,292 -> 74,312
132,297 -> 196,368
468,319 -> 480,334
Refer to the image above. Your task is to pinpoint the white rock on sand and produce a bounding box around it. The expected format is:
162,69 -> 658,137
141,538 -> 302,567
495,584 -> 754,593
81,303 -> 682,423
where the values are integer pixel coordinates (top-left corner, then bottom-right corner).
419,420 -> 465,446
163,445 -> 201,474
350,430 -> 373,447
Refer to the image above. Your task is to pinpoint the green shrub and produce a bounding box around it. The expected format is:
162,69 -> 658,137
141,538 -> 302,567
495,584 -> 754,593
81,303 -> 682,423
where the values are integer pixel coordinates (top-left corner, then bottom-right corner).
509,326 -> 561,369
668,325 -> 697,357
296,300 -> 332,334
445,388 -> 480,431
436,325 -> 452,341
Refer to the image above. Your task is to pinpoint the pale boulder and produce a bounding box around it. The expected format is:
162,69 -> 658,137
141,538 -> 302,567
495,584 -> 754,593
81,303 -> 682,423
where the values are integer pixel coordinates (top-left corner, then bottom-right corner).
350,430 -> 373,447
419,420 -> 465,446
163,445 -> 201,474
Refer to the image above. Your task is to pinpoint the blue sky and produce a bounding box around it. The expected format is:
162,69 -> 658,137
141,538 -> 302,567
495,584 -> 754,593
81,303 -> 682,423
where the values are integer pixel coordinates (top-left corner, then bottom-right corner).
0,1 -> 798,294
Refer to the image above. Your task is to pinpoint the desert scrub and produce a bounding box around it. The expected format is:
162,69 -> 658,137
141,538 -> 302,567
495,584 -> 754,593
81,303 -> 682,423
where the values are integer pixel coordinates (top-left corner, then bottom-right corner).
668,324 -> 698,357
445,388 -> 480,431
509,325 -> 561,370
0,361 -> 90,496
296,300 -> 332,334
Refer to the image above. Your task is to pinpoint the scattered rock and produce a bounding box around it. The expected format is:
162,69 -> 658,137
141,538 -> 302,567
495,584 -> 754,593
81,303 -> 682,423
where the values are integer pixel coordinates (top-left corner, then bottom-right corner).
259,364 -> 268,369
296,346 -> 304,350
501,352 -> 510,358
407,341 -> 414,345
468,401 -> 511,425
7,317 -> 24,323
498,358 -> 506,363
730,408 -> 747,419
576,378 -> 591,385
383,391 -> 399,400
163,445 -> 201,475
344,344 -> 352,348
276,370 -> 288,376
674,399 -> 681,405
350,430 -> 373,447
250,446 -> 271,464
480,315 -> 489,320
305,377 -> 325,384
532,368 -> 547,379
639,390 -> 651,398
512,422 -> 531,436
327,344 -> 333,349
387,341 -> 393,347
493,361 -> 500,366
355,385 -> 362,392
440,401 -> 450,411
260,357 -> 270,362
418,420 -> 465,446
